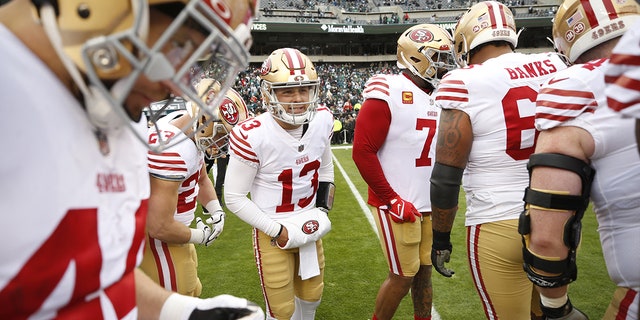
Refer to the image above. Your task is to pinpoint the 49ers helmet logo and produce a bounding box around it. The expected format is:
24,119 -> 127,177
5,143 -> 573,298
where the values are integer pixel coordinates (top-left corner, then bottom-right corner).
259,59 -> 272,76
408,28 -> 434,43
301,220 -> 320,234
220,98 -> 240,125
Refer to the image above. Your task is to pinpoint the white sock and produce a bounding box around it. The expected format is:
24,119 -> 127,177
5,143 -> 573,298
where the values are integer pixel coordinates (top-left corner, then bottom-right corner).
540,294 -> 568,308
291,297 -> 321,320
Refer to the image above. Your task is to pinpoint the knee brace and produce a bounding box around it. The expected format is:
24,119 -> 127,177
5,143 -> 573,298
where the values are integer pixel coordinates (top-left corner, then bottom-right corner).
518,153 -> 595,288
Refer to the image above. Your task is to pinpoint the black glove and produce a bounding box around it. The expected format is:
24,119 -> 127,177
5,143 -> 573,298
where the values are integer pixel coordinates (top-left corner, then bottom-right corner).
431,230 -> 455,277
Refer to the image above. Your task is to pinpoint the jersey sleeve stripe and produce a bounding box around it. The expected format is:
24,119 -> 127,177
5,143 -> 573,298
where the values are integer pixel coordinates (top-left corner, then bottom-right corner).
435,95 -> 469,103
539,87 -> 596,100
229,131 -> 258,163
230,141 -> 259,163
364,86 -> 390,96
148,164 -> 188,172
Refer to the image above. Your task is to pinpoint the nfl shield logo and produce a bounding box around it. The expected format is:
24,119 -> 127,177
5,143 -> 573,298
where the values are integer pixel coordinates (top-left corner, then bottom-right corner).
298,145 -> 304,152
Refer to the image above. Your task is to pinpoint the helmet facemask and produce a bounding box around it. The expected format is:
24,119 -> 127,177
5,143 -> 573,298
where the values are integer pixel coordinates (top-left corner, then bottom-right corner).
138,1 -> 251,151
38,0 -> 255,153
196,120 -> 231,160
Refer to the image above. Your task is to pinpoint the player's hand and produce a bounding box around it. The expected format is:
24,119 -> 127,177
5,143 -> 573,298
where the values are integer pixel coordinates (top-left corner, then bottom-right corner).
385,195 -> 421,223
191,217 -> 216,247
160,293 -> 264,320
205,210 -> 225,241
432,230 -> 455,277
542,298 -> 589,320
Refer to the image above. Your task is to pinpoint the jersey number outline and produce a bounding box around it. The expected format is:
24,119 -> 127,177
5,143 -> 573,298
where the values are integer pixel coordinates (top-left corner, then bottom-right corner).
415,118 -> 437,167
276,160 -> 321,212
502,86 -> 539,161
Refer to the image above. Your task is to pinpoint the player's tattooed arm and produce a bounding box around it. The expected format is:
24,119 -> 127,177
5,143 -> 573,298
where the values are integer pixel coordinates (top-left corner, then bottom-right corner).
435,109 -> 472,169
431,108 -> 470,233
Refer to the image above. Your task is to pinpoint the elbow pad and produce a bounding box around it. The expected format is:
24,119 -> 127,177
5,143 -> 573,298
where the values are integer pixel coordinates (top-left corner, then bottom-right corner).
430,162 -> 464,209
316,182 -> 335,211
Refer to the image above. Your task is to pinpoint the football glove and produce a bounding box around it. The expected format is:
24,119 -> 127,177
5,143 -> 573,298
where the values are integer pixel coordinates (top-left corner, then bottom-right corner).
384,195 -> 421,223
432,230 -> 455,277
205,210 -> 225,241
542,298 -> 589,320
204,200 -> 225,242
160,293 -> 264,320
189,217 -> 217,247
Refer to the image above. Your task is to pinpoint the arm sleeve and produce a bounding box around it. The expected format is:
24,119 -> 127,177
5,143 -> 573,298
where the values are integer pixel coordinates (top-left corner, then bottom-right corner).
351,98 -> 397,205
223,156 -> 282,237
318,143 -> 334,183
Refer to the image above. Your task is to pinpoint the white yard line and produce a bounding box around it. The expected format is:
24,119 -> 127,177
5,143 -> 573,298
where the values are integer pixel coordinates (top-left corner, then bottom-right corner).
331,146 -> 442,320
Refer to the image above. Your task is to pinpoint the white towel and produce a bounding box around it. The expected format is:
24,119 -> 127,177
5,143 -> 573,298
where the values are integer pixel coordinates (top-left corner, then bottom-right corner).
298,242 -> 320,280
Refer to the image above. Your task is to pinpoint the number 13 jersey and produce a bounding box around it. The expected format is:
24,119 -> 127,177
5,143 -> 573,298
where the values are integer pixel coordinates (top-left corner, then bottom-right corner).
228,108 -> 334,215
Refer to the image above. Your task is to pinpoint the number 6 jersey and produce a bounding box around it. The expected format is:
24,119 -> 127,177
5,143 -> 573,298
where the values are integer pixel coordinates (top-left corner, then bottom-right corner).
434,52 -> 568,226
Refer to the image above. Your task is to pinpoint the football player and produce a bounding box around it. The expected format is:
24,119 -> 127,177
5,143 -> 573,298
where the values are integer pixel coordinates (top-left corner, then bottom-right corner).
0,0 -> 263,319
224,48 -> 335,320
522,0 -> 640,318
428,1 -> 570,318
141,80 -> 249,296
352,24 -> 456,320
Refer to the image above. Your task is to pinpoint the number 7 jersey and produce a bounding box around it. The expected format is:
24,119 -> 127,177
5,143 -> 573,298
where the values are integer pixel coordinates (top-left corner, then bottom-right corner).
228,108 -> 334,215
434,52 -> 568,225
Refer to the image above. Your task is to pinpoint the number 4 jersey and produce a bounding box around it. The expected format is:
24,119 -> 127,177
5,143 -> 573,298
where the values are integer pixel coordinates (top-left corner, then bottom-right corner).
434,52 -> 568,226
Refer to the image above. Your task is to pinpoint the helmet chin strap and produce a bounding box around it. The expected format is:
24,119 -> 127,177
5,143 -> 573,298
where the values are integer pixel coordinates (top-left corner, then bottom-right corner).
40,2 -> 125,131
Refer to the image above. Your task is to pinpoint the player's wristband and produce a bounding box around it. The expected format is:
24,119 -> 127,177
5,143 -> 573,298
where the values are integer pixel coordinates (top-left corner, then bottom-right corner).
160,293 -> 198,320
270,224 -> 284,245
189,228 -> 204,245
205,200 -> 223,213
432,230 -> 451,249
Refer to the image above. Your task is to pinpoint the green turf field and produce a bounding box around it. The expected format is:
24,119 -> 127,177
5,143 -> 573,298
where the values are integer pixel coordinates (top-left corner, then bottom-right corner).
195,146 -> 614,319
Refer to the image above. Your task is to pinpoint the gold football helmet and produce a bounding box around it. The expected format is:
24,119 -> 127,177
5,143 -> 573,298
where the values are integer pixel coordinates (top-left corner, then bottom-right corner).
397,24 -> 456,87
32,0 -> 257,152
259,48 -> 320,126
552,0 -> 640,63
193,79 -> 249,159
453,1 -> 518,66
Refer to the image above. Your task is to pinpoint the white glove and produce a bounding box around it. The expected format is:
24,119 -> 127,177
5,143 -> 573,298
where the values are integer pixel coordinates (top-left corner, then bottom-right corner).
159,293 -> 265,320
204,200 -> 225,241
189,217 -> 217,246
277,208 -> 332,249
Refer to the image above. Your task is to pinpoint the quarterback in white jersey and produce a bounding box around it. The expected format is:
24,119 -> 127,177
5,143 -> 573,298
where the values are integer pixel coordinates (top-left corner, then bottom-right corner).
522,0 -> 640,318
429,2 -> 568,319
352,24 -> 456,320
225,48 -> 335,320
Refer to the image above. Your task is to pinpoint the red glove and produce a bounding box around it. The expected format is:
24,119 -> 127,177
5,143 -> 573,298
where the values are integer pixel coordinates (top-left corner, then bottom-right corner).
385,195 -> 421,223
